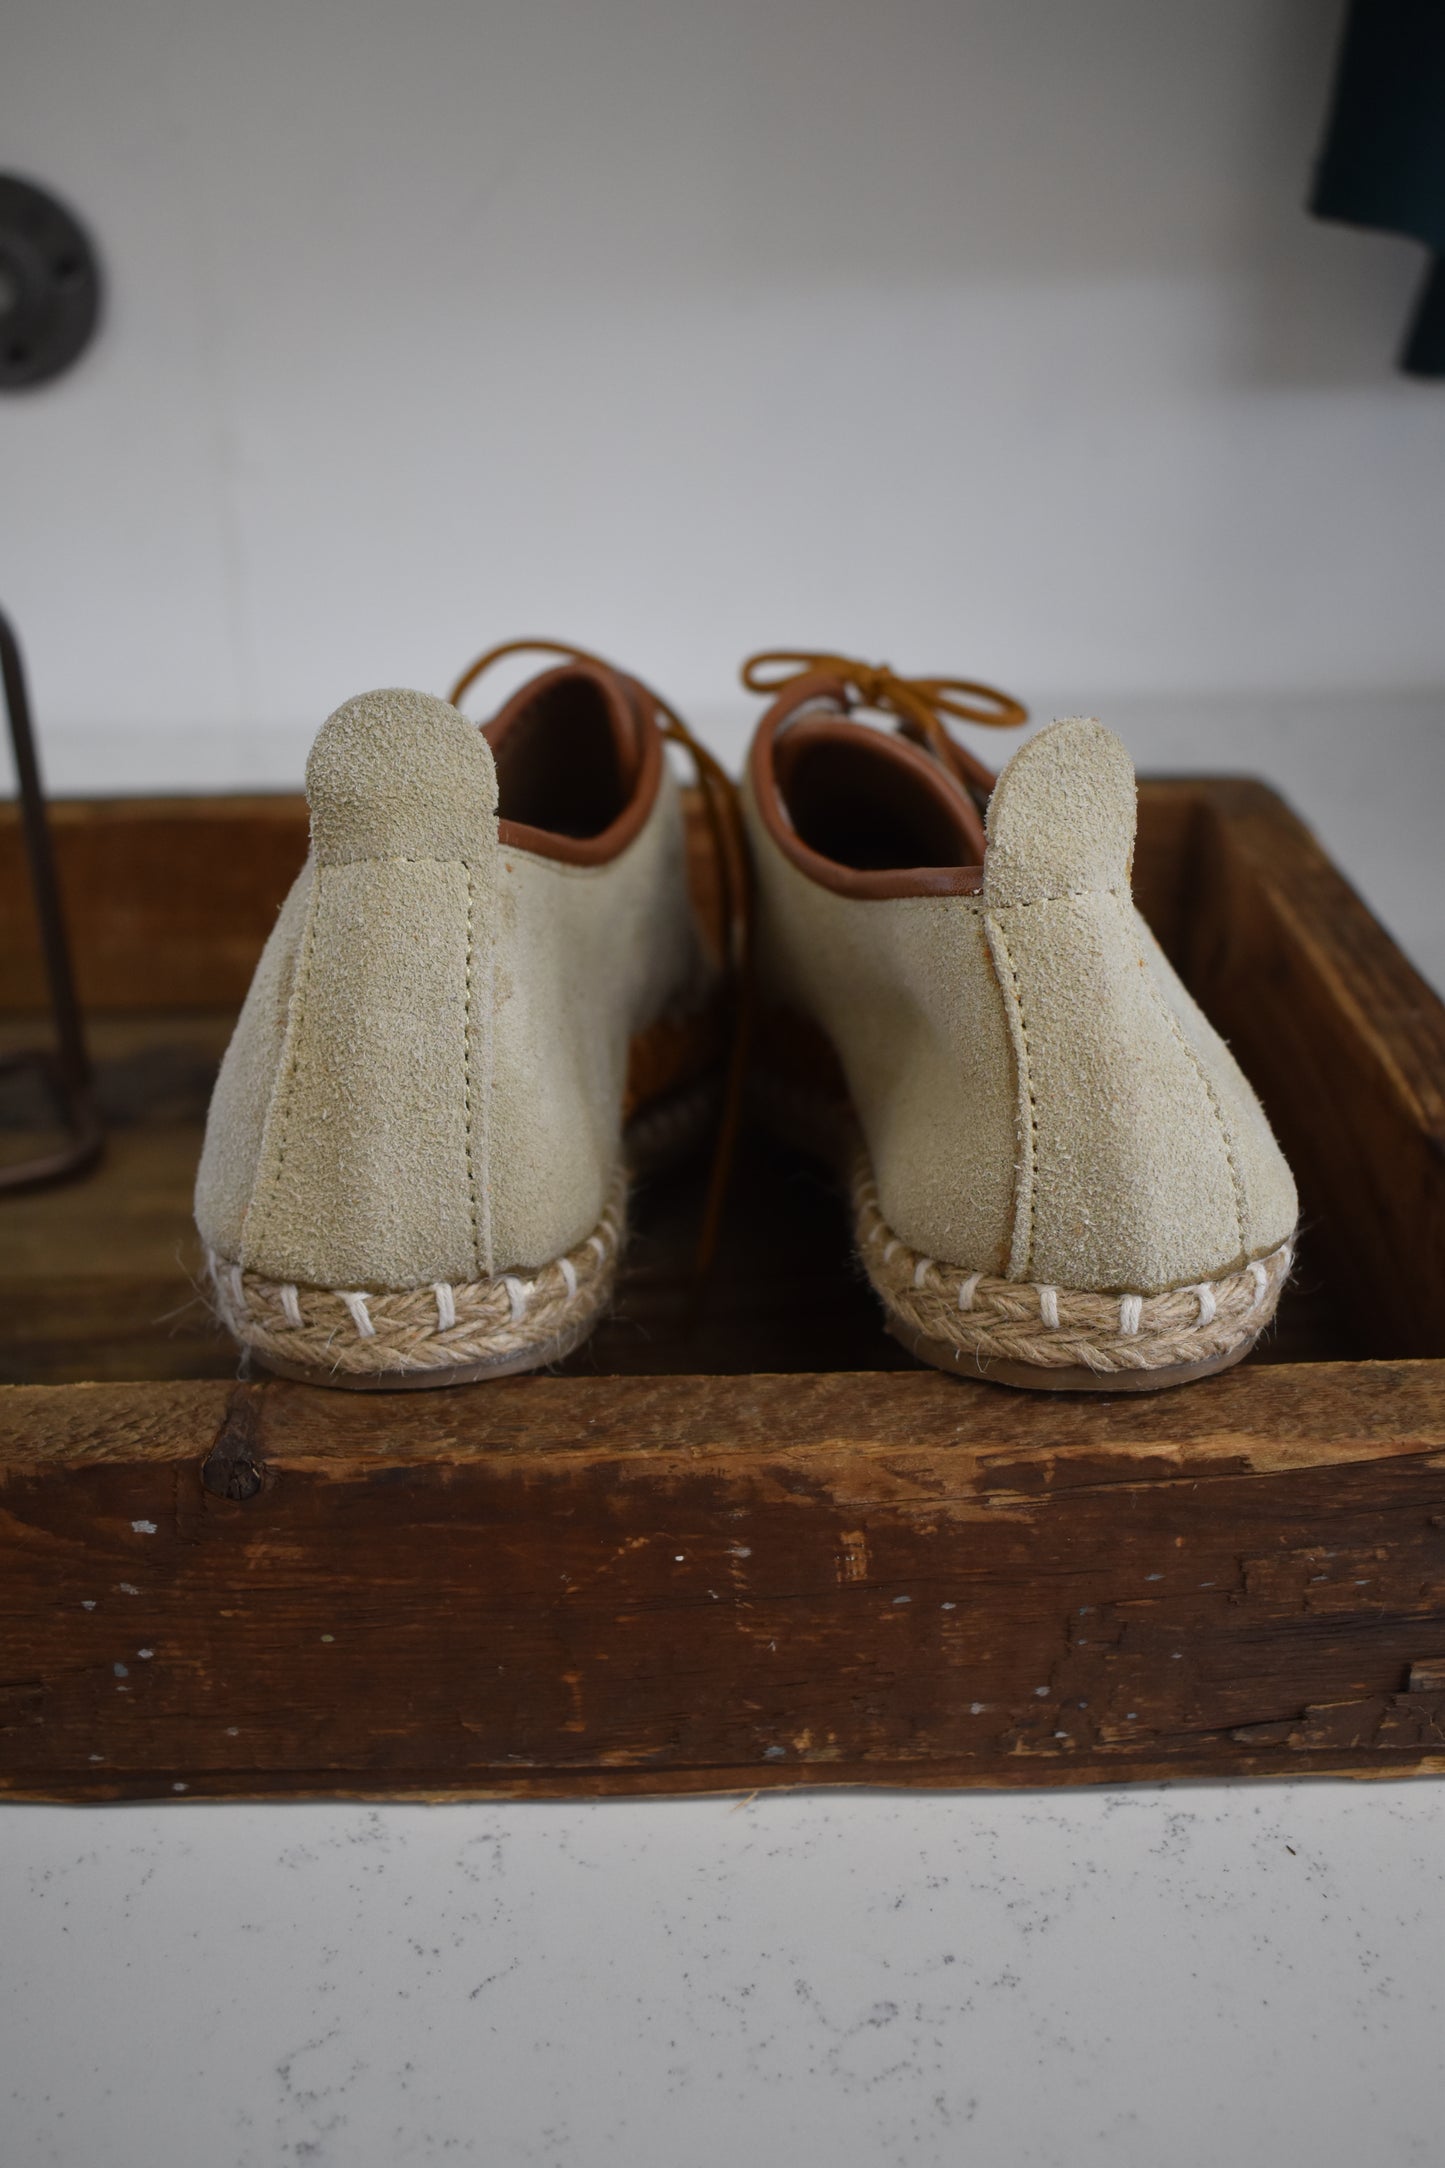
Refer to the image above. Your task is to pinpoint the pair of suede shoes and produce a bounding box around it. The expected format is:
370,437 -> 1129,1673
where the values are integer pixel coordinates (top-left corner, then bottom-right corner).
196,640 -> 1297,1395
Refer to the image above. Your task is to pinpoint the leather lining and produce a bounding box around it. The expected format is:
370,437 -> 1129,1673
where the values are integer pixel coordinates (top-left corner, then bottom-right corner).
482,661 -> 663,866
748,671 -> 986,899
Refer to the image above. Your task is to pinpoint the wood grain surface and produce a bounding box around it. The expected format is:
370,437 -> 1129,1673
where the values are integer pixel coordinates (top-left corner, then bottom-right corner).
0,782 -> 1201,1011
0,1364 -> 1442,1800
2,778 -> 1444,1798
0,794 -> 310,1012
1183,781 -> 1445,1359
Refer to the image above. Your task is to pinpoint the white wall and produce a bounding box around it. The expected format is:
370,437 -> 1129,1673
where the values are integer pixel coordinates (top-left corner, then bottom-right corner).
2,0 -> 1443,978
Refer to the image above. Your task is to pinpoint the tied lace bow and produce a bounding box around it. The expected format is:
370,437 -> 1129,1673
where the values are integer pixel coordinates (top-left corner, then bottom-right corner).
739,649 -> 1027,808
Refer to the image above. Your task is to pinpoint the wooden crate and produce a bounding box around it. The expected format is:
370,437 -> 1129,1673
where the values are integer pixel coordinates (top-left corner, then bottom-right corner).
1,782 -> 1443,1801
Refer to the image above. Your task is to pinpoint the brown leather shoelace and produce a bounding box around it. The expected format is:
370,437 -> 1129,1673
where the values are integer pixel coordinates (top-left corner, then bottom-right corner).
740,648 -> 1028,815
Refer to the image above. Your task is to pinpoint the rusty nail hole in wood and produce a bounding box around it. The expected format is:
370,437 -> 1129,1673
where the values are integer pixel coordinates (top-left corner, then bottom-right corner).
201,1384 -> 268,1503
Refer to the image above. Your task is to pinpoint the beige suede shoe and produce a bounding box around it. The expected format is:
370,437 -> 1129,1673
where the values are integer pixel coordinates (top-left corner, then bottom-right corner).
196,644 -> 728,1387
741,652 -> 1298,1392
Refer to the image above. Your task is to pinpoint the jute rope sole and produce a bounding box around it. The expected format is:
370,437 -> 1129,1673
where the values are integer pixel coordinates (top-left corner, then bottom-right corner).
853,1156 -> 1294,1393
209,1168 -> 628,1390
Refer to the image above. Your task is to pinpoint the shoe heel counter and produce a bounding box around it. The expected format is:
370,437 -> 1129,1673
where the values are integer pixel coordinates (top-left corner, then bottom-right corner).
486,768 -> 704,1273
223,689 -> 500,1291
1134,909 -> 1299,1264
986,888 -> 1258,1291
984,718 -> 1294,1292
194,857 -> 315,1263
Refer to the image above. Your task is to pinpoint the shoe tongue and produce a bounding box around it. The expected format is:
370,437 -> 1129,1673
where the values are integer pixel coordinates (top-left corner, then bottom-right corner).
481,661 -> 643,837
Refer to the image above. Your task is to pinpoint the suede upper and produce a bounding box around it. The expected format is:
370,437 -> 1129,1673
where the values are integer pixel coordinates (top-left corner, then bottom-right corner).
745,710 -> 1298,1295
196,683 -> 706,1289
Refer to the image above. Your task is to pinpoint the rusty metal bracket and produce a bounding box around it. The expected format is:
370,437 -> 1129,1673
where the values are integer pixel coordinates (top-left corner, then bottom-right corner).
0,604 -> 102,1191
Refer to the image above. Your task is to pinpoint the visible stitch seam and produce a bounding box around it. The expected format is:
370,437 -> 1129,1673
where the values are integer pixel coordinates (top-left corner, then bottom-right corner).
210,1169 -> 628,1375
320,850 -> 641,878
461,863 -> 484,1279
248,867 -> 325,1254
476,871 -> 496,1277
851,1155 -> 1295,1373
319,853 -> 471,870
801,882 -> 1128,922
988,882 -> 1127,909
986,914 -> 1037,1283
1136,916 -> 1247,1260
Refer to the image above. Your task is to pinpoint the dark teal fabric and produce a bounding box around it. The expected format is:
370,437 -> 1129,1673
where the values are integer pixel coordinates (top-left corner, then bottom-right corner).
1311,0 -> 1445,377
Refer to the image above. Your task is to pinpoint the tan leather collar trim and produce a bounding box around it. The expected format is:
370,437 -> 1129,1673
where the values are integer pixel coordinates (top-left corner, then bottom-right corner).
747,670 -> 985,899
482,662 -> 663,867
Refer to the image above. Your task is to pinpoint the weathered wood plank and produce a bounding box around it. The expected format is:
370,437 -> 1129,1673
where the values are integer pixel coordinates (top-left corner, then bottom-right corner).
3,779 -> 1445,1796
0,784 -> 1200,1012
1185,780 -> 1445,1356
1,1365 -> 1442,1800
0,786 -> 735,1012
0,795 -> 310,1011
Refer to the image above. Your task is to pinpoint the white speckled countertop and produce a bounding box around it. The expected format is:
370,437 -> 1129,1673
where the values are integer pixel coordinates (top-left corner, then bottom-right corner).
3,1783 -> 1441,2166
